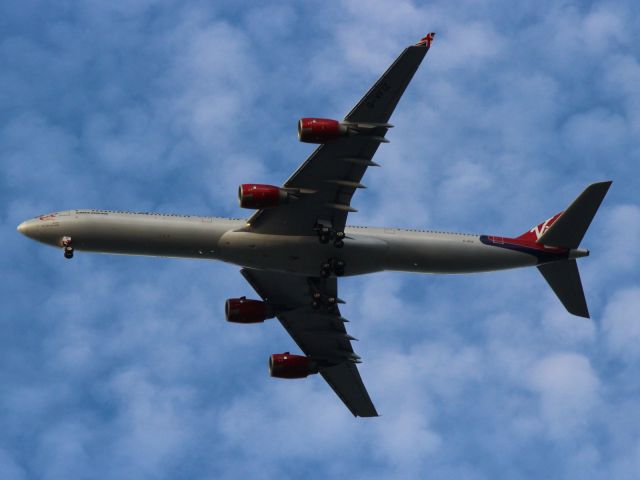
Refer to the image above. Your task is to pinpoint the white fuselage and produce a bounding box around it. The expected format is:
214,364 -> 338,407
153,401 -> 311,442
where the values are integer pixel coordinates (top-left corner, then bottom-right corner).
18,210 -> 539,276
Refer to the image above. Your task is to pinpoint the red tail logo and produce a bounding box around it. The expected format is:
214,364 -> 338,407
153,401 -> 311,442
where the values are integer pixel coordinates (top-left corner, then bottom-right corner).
415,33 -> 435,48
517,212 -> 563,243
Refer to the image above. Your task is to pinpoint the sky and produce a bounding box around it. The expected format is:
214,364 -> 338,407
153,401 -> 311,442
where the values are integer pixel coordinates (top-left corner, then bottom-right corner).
1,0 -> 639,478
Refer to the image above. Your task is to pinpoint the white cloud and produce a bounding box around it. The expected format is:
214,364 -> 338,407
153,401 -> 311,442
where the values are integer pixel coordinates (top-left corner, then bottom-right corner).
528,353 -> 600,439
597,204 -> 640,273
540,300 -> 596,347
602,287 -> 640,362
2,1 -> 640,479
561,108 -> 630,167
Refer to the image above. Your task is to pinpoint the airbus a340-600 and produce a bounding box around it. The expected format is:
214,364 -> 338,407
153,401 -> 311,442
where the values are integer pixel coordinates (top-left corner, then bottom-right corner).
18,34 -> 611,417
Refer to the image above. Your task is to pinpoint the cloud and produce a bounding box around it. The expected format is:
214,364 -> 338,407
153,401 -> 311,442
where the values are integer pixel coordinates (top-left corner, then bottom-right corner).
602,287 -> 640,362
528,353 -> 600,439
2,0 -> 639,479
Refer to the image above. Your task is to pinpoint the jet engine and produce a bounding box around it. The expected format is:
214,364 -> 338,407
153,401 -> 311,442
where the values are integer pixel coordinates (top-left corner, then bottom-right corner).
269,353 -> 319,379
238,184 -> 290,209
298,118 -> 349,143
225,297 -> 273,323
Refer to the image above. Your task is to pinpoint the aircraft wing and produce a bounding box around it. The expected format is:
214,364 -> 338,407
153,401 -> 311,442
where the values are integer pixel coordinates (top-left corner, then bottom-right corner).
246,34 -> 435,236
240,268 -> 378,417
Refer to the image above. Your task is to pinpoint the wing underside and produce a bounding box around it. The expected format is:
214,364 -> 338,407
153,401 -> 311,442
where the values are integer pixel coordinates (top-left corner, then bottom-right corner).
241,268 -> 378,417
246,34 -> 435,236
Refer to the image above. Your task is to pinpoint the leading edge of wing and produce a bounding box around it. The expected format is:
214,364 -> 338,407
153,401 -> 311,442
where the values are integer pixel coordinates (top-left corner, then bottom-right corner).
344,32 -> 435,124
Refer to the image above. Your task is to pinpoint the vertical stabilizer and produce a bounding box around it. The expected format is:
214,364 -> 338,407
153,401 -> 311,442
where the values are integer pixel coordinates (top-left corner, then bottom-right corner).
537,260 -> 589,318
538,181 -> 612,248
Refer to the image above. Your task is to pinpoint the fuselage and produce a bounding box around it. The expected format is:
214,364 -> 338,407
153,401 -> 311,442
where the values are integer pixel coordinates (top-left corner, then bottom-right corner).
17,209 -> 572,277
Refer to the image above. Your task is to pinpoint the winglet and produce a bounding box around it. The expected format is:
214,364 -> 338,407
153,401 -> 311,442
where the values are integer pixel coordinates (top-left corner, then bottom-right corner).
415,32 -> 436,48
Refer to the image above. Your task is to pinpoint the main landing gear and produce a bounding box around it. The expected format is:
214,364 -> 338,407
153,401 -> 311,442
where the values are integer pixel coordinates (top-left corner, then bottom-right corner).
320,258 -> 345,278
314,222 -> 345,248
62,236 -> 74,259
311,291 -> 338,312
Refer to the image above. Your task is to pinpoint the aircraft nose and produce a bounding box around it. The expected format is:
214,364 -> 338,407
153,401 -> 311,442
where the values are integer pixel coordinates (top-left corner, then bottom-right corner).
17,219 -> 36,237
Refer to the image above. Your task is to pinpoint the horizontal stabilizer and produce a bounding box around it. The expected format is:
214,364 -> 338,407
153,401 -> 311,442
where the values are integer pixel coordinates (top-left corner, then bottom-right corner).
538,181 -> 612,248
537,260 -> 589,318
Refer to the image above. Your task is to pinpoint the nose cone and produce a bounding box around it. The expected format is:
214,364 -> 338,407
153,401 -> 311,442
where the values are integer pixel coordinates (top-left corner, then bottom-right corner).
17,219 -> 38,239
17,220 -> 30,236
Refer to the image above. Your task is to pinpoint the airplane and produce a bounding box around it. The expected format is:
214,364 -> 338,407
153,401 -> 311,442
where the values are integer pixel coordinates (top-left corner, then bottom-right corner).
17,33 -> 611,417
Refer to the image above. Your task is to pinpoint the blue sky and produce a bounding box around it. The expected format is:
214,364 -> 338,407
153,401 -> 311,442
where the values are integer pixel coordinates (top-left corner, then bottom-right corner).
2,1 -> 639,478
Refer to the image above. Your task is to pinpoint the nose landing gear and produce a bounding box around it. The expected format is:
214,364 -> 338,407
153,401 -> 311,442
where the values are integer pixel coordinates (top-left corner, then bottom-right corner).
62,236 -> 74,259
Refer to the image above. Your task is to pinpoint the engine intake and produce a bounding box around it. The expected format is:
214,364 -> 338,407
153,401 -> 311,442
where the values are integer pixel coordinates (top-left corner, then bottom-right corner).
269,353 -> 318,379
225,297 -> 273,323
238,184 -> 290,209
298,118 -> 348,143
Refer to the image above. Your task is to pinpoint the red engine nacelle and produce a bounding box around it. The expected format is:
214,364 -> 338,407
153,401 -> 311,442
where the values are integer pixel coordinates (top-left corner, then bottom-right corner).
269,353 -> 318,379
298,118 -> 349,143
225,297 -> 272,323
238,184 -> 289,209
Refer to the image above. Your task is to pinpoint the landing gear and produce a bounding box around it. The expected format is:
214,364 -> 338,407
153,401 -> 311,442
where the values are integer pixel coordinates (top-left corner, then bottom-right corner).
314,221 -> 346,248
308,275 -> 340,313
334,259 -> 345,276
319,231 -> 331,244
315,222 -> 332,244
62,236 -> 73,259
311,291 -> 338,312
319,258 -> 346,278
320,262 -> 332,279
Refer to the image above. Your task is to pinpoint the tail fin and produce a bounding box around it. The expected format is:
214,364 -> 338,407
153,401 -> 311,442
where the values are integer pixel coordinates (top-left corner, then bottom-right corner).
525,181 -> 612,318
538,181 -> 612,248
537,260 -> 589,317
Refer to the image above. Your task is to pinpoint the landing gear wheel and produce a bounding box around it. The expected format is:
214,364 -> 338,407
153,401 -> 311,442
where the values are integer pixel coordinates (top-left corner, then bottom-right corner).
64,246 -> 74,259
319,232 -> 331,244
320,261 -> 332,278
334,260 -> 345,277
325,297 -> 338,313
333,239 -> 344,249
311,292 -> 322,309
